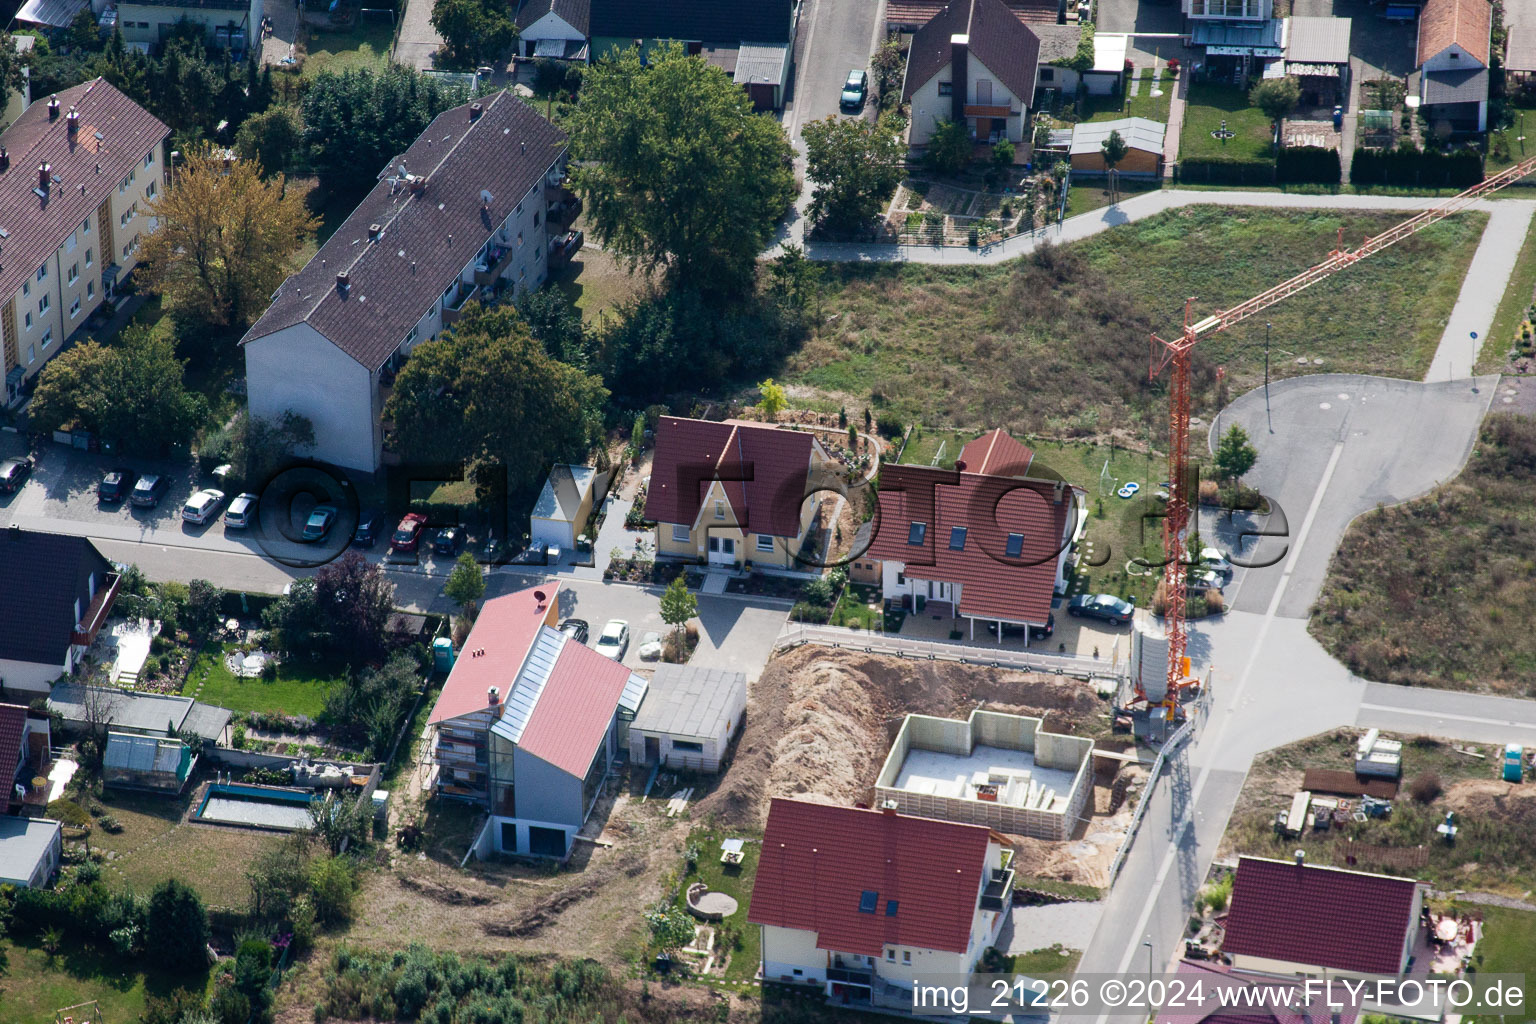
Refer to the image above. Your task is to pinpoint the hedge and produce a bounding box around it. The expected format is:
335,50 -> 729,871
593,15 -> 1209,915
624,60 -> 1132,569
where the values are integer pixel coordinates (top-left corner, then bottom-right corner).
1350,147 -> 1484,188
1176,156 -> 1275,185
1275,145 -> 1341,185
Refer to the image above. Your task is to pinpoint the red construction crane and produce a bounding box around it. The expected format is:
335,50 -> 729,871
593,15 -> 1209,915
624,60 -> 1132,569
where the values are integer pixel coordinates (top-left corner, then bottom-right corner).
1145,154 -> 1536,723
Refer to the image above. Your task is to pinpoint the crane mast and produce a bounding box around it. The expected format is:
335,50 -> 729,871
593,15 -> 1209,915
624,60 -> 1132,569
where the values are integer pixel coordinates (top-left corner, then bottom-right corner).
1145,153 -> 1536,724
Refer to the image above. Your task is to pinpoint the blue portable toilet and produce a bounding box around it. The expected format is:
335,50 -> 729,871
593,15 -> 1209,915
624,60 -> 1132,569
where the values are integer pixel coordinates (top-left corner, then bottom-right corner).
433,636 -> 456,673
1504,744 -> 1524,783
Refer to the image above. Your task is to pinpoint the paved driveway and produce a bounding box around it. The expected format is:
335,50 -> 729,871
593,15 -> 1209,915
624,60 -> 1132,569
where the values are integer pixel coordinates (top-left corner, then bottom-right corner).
393,0 -> 443,70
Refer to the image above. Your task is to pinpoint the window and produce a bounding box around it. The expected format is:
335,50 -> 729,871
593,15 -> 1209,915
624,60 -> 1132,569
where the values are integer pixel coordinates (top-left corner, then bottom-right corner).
69,297 -> 80,319
902,951 -> 912,965
65,232 -> 77,254
858,890 -> 879,914
976,79 -> 992,104
672,740 -> 704,753
1006,532 -> 1024,558
38,294 -> 49,313
26,345 -> 34,365
1040,68 -> 1054,82
21,281 -> 29,297
1449,50 -> 1459,59
82,217 -> 91,234
715,500 -> 725,520
949,526 -> 967,550
672,524 -> 690,542
87,281 -> 94,299
533,210 -> 541,227
896,572 -> 906,585
886,900 -> 899,917
535,245 -> 543,262
41,328 -> 51,347
792,969 -> 804,977
907,521 -> 926,545
938,81 -> 953,96
85,248 -> 93,267
756,534 -> 775,553
144,150 -> 154,168
404,326 -> 418,346
885,948 -> 896,962
68,263 -> 78,284
23,312 -> 31,330
517,231 -> 524,247
146,180 -> 157,199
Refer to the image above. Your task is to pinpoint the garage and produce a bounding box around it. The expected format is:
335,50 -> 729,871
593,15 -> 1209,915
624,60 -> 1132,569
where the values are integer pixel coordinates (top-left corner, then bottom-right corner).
529,464 -> 599,552
628,665 -> 748,773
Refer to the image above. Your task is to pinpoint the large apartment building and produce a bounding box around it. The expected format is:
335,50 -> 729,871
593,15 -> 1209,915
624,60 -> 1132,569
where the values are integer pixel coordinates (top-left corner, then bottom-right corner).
0,80 -> 168,406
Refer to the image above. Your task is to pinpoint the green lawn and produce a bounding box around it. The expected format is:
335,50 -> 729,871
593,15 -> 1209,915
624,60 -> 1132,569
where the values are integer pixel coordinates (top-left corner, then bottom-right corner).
1063,178 -> 1162,219
1080,72 -> 1173,125
830,583 -> 885,630
0,935 -> 212,1024
673,827 -> 761,983
1179,83 -> 1275,162
299,20 -> 394,80
1477,207 -> 1536,372
111,825 -> 280,908
797,206 -> 1484,443
182,645 -> 338,717
1460,905 -> 1536,1022
992,943 -> 1083,977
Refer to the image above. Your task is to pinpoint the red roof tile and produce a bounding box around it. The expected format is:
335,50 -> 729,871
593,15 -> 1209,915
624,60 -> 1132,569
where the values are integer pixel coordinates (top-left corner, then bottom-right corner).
516,638 -> 634,777
1222,856 -> 1420,974
866,432 -> 1073,625
427,583 -> 561,724
647,417 -> 816,539
0,703 -> 27,786
1156,961 -> 1361,1024
749,799 -> 993,957
1417,0 -> 1492,66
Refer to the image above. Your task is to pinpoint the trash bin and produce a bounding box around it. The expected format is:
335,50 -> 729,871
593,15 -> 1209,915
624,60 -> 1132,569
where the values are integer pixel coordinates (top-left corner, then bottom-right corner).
915,594 -> 927,612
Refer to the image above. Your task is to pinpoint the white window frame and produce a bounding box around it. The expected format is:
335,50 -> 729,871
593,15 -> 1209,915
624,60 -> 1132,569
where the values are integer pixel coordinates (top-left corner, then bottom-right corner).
671,524 -> 689,543
41,327 -> 52,347
69,297 -> 80,319
756,534 -> 774,553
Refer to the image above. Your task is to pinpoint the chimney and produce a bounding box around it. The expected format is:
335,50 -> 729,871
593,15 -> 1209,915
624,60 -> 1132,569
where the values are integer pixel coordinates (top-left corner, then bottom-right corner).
47,96 -> 60,121
336,270 -> 349,292
1053,479 -> 1065,503
66,106 -> 79,137
469,102 -> 483,121
367,223 -> 381,241
949,35 -> 969,123
0,147 -> 8,172
1294,849 -> 1306,866
881,801 -> 898,816
487,685 -> 500,705
38,163 -> 50,191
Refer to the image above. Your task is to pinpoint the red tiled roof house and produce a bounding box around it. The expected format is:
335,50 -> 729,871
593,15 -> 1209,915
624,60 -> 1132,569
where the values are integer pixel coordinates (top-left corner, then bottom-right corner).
0,701 -> 53,811
865,429 -> 1079,641
649,416 -> 833,571
1221,855 -> 1425,978
1415,0 -> 1492,132
749,799 -> 1014,1006
426,582 -> 648,860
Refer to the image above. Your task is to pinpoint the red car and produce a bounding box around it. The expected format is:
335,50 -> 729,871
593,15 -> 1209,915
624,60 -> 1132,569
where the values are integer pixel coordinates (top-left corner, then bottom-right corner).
391,512 -> 429,552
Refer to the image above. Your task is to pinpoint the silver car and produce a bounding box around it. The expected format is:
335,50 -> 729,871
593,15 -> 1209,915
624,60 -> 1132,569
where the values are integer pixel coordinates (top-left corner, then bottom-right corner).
224,492 -> 259,529
593,619 -> 629,660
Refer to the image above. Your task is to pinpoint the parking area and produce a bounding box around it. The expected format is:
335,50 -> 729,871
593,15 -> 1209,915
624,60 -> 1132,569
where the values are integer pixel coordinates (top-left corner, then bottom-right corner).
892,597 -> 1136,663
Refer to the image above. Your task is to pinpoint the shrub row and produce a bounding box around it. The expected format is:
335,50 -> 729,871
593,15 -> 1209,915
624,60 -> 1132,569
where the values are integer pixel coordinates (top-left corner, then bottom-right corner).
1275,145 -> 1342,185
1176,155 -> 1275,185
1350,147 -> 1483,188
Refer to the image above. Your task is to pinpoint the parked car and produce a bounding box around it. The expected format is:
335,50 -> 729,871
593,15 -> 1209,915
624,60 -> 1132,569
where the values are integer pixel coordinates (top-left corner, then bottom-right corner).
391,512 -> 429,552
353,512 -> 380,548
432,527 -> 465,556
594,619 -> 629,660
181,488 -> 226,525
224,492 -> 259,529
984,613 -> 1056,641
1199,546 -> 1232,576
0,456 -> 33,494
303,504 -> 338,541
1066,593 -> 1136,625
840,69 -> 868,111
559,618 -> 590,644
97,468 -> 137,503
637,630 -> 664,661
130,474 -> 169,508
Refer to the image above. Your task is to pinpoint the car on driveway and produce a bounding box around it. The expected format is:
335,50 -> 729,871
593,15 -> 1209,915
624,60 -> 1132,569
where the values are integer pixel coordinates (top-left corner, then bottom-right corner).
181,488 -> 226,525
637,630 -> 664,661
131,474 -> 169,508
224,492 -> 258,529
594,619 -> 629,660
1199,546 -> 1232,576
433,527 -> 465,557
559,618 -> 589,644
352,513 -> 379,548
98,468 -> 137,503
985,613 -> 1056,641
840,69 -> 867,111
391,512 -> 429,552
0,456 -> 33,494
303,504 -> 338,541
1066,593 -> 1135,626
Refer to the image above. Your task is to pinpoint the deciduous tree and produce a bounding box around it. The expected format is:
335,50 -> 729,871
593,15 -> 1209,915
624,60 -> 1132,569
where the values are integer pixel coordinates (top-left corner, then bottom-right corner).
234,105 -> 302,176
430,0 -> 517,69
0,32 -> 27,111
757,378 -> 788,418
145,879 -> 209,971
566,42 -> 795,294
444,551 -> 485,618
301,67 -> 467,195
1100,129 -> 1128,204
1250,76 -> 1300,124
138,145 -> 317,327
925,119 -> 972,175
659,574 -> 698,651
314,552 -> 394,664
801,112 -> 906,237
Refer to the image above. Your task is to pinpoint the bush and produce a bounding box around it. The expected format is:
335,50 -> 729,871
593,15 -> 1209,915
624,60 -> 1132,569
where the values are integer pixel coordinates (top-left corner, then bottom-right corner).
791,601 -> 832,624
1198,479 -> 1221,505
876,413 -> 904,439
309,854 -> 358,926
1349,146 -> 1483,188
1275,145 -> 1341,185
802,577 -> 835,606
1409,771 -> 1443,804
1177,155 -> 1275,185
146,878 -> 211,971
1202,588 -> 1225,614
47,798 -> 91,828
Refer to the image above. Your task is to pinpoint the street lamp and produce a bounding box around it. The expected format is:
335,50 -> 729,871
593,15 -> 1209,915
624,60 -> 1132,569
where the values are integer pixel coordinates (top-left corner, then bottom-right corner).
1470,330 -> 1479,391
1143,938 -> 1154,979
1264,322 -> 1272,433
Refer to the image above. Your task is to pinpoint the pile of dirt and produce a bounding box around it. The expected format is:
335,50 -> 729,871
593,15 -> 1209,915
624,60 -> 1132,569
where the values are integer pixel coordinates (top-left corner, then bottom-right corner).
398,875 -> 492,906
1443,779 -> 1536,823
696,647 -> 1106,828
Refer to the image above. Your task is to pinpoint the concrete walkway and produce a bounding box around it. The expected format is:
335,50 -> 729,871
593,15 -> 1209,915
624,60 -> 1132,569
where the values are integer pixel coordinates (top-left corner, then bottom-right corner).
1162,66 -> 1188,180
393,0 -> 442,71
1424,198 -> 1536,382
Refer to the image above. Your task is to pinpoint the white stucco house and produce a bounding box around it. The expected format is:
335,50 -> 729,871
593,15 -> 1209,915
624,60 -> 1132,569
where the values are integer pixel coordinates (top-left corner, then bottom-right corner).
749,799 -> 1014,1010
901,0 -> 1043,146
514,0 -> 589,59
240,92 -> 574,475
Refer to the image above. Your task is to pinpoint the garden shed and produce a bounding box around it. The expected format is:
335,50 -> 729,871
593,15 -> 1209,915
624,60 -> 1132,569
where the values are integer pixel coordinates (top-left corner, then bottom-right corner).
0,816 -> 60,888
103,731 -> 196,794
529,464 -> 598,553
627,665 -> 747,773
1067,118 -> 1166,176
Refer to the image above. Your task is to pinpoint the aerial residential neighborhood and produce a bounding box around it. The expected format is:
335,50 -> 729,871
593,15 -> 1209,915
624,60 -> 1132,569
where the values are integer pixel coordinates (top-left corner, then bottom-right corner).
0,0 -> 1532,1020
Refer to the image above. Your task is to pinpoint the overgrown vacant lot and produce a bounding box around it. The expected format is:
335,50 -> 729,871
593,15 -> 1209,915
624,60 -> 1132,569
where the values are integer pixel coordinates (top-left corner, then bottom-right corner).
1311,413 -> 1536,695
792,207 -> 1485,440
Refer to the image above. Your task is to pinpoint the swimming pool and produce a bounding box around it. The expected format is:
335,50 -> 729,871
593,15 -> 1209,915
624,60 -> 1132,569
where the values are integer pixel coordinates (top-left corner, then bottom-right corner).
194,782 -> 319,830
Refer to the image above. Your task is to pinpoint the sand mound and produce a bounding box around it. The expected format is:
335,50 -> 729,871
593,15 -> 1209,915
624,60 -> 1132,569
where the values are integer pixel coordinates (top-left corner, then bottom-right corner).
1444,779 -> 1536,824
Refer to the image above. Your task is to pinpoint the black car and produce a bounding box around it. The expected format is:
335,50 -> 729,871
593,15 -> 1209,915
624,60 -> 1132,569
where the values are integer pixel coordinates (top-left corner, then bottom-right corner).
1066,593 -> 1136,625
432,527 -> 465,556
130,474 -> 170,508
0,456 -> 33,494
985,613 -> 1056,642
559,618 -> 589,644
98,468 -> 137,502
353,513 -> 379,548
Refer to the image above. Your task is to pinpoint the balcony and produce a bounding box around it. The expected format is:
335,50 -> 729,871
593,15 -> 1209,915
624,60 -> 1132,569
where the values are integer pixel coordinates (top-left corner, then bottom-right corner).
72,571 -> 121,647
980,865 -> 1015,911
547,192 -> 581,229
964,104 -> 1018,119
440,283 -> 479,327
473,244 -> 519,288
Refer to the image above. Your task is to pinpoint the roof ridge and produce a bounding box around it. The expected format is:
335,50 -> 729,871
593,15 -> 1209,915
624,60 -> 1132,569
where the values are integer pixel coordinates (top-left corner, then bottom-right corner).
6,78 -> 102,169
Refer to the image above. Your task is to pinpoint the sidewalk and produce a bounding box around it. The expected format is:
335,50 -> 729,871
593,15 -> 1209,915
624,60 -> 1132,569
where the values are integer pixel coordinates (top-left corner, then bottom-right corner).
1162,66 -> 1188,180
392,0 -> 443,70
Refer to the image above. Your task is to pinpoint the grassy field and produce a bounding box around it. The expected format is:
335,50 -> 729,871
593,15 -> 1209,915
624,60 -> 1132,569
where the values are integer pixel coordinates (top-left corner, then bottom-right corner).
1220,728 -> 1536,895
796,206 -> 1484,445
299,20 -> 394,80
1311,414 -> 1536,696
1477,209 -> 1536,372
182,645 -> 340,716
673,826 -> 761,983
1179,83 -> 1275,162
550,247 -> 653,324
112,824 -> 281,908
1459,905 -> 1536,1022
0,935 -> 212,1024
1063,178 -> 1162,219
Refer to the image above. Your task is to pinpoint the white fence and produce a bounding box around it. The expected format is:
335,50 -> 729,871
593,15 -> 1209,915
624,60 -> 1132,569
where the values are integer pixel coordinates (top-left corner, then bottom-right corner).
774,623 -> 1127,684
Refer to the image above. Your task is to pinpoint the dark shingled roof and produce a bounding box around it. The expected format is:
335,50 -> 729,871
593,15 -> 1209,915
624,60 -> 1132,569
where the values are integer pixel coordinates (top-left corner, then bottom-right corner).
0,529 -> 115,667
240,91 -> 568,371
902,0 -> 1042,106
646,417 -> 817,539
0,704 -> 26,787
514,0 -> 590,34
1222,856 -> 1420,974
0,80 -> 169,311
588,0 -> 793,44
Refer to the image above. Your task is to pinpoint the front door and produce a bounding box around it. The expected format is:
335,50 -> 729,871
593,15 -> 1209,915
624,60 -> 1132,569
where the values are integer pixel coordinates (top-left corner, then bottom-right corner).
707,536 -> 736,565
644,735 -> 661,762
